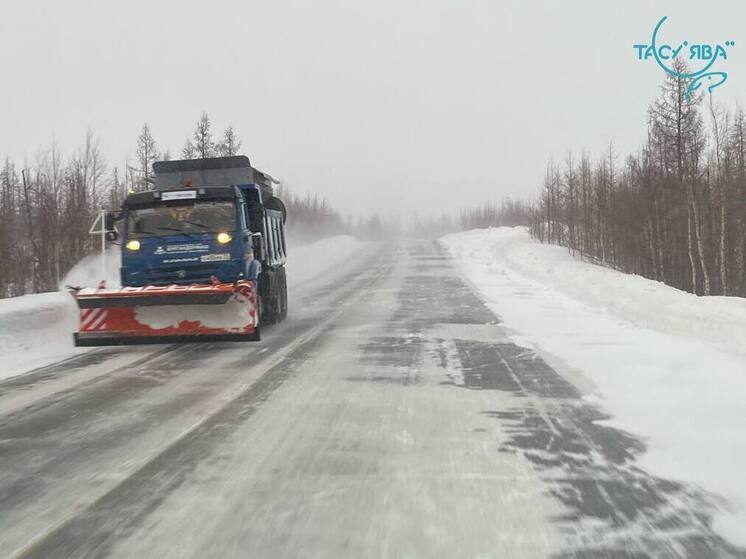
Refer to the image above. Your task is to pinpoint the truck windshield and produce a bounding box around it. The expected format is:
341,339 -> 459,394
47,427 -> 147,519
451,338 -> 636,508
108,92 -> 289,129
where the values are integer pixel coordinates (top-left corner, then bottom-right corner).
128,201 -> 237,239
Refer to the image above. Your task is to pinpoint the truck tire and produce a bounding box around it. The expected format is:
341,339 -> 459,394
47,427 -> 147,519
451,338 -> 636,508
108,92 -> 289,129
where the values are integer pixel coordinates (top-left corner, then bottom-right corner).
278,268 -> 288,321
259,270 -> 280,325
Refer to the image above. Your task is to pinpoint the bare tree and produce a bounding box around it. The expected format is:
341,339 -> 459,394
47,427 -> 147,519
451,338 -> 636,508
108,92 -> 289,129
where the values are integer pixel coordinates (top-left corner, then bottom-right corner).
135,123 -> 157,191
218,125 -> 242,156
192,112 -> 215,158
181,139 -> 196,160
649,58 -> 708,293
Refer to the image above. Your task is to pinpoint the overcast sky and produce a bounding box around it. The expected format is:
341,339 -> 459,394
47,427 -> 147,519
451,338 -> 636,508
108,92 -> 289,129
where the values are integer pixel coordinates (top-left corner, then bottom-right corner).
0,1 -> 743,217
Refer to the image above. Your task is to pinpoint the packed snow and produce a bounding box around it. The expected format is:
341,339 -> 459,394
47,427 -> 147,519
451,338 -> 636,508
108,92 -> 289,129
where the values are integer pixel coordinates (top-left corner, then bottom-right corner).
134,294 -> 255,331
0,235 -> 364,381
442,226 -> 746,546
0,291 -> 82,378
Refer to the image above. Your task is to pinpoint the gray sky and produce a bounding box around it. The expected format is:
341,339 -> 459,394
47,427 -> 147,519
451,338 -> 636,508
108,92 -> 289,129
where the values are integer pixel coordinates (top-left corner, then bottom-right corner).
0,0 -> 743,217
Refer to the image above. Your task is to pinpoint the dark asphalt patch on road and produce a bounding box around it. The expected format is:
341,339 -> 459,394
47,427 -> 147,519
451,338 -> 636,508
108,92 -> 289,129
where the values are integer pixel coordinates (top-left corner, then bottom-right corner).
452,340 -> 582,399
490,397 -> 744,558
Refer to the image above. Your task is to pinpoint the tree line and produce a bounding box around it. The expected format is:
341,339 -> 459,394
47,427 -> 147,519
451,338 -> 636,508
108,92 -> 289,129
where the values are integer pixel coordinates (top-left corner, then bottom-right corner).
14,71 -> 736,301
0,113 -> 345,298
531,59 -> 746,296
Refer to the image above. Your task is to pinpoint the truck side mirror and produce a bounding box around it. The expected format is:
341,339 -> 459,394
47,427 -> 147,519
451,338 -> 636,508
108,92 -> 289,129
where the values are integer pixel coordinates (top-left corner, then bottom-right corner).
251,232 -> 263,259
250,206 -> 264,232
104,211 -> 119,231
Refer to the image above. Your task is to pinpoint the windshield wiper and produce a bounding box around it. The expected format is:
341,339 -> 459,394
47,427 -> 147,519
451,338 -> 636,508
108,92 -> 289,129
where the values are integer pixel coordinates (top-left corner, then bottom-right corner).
155,226 -> 197,239
182,220 -> 211,230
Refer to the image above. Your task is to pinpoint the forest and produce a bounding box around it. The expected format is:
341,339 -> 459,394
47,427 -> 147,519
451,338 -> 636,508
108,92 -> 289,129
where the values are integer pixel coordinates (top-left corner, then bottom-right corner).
2,62 -> 744,299
532,61 -> 746,296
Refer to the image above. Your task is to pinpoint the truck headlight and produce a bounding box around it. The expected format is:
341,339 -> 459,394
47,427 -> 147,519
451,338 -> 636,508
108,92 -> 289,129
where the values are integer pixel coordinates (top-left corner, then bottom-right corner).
126,240 -> 141,251
217,232 -> 232,244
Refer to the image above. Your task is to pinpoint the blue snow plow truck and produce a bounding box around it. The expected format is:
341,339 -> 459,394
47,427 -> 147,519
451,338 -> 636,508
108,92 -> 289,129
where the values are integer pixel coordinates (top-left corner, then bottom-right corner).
71,156 -> 287,346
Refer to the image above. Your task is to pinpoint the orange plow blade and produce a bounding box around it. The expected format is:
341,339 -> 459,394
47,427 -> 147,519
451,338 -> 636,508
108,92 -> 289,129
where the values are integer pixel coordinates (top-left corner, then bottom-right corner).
71,281 -> 259,346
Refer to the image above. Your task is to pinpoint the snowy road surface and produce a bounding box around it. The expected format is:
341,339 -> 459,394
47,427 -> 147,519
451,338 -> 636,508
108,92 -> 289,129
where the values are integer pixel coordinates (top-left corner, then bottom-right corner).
0,241 -> 744,558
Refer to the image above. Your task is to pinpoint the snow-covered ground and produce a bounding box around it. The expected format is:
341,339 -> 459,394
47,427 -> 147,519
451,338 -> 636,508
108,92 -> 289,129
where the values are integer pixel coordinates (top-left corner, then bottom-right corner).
0,291 -> 82,379
442,226 -> 746,546
0,235 -> 364,381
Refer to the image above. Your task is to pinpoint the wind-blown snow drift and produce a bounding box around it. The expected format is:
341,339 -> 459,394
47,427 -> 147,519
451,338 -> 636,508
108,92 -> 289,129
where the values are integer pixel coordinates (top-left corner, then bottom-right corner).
0,235 -> 363,380
442,226 -> 746,546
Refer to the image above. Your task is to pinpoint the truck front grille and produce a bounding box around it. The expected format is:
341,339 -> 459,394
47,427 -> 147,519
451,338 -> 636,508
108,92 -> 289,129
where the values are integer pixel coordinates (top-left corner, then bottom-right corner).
143,263 -> 240,285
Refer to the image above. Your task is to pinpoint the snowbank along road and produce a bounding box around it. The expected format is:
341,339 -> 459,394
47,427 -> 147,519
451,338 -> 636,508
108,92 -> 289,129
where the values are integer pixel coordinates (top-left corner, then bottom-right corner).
0,240 -> 743,558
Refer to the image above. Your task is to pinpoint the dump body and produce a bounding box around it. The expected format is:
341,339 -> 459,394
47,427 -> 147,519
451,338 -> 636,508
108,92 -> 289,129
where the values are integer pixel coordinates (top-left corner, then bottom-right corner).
71,156 -> 287,346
